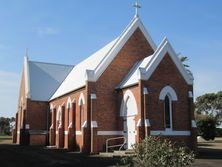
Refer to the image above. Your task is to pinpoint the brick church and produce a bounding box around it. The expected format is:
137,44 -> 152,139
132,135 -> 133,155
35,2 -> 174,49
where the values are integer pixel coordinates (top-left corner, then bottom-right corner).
13,12 -> 197,153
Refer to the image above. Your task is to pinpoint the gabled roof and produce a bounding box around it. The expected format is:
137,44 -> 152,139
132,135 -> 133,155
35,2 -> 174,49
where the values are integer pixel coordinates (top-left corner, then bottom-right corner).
118,56 -> 153,88
23,57 -> 73,101
118,38 -> 194,89
50,16 -> 156,100
50,38 -> 118,100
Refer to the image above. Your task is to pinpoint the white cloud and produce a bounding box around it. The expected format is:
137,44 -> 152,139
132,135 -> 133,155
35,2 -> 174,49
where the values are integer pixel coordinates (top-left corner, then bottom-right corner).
35,27 -> 60,37
0,70 -> 20,117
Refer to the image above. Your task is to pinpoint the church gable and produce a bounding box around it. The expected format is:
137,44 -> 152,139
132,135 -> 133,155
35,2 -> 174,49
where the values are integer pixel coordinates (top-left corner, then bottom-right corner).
94,25 -> 155,130
119,38 -> 193,89
141,38 -> 193,85
92,17 -> 156,82
149,53 -> 189,87
50,17 -> 156,100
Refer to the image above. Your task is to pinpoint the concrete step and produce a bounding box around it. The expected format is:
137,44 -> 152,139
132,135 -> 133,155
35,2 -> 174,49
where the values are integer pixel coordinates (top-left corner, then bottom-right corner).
114,150 -> 134,155
99,152 -> 117,158
99,150 -> 135,158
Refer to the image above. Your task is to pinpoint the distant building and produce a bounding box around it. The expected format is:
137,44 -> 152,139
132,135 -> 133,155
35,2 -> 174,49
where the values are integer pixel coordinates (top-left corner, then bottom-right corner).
13,15 -> 197,153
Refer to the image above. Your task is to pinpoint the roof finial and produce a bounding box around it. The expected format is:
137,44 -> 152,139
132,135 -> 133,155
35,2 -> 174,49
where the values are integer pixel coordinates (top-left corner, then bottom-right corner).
133,0 -> 141,18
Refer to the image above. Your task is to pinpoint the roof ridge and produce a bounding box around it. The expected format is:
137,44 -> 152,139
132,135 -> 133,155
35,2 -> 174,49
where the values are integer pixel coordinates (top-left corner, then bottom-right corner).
29,60 -> 74,67
48,65 -> 75,100
93,17 -> 139,73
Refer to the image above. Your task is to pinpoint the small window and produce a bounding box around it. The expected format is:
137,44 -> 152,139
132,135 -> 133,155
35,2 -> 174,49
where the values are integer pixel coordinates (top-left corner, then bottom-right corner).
164,95 -> 172,129
80,101 -> 84,129
57,110 -> 62,126
68,107 -> 72,125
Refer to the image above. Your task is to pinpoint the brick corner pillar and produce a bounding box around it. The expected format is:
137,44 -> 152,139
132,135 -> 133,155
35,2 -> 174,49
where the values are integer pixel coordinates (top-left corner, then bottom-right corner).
49,125 -> 55,146
57,106 -> 65,149
13,113 -> 18,143
143,87 -> 150,138
145,119 -> 151,137
136,119 -> 144,142
138,81 -> 146,141
49,108 -> 56,146
67,125 -> 74,150
67,101 -> 77,151
20,109 -> 30,145
58,125 -> 64,148
91,121 -> 98,154
191,121 -> 197,152
188,90 -> 197,152
81,122 -> 90,153
12,128 -> 17,143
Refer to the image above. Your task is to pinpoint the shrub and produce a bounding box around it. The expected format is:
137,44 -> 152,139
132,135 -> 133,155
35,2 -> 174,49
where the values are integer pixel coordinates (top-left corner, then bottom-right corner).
216,128 -> 222,137
120,136 -> 195,167
196,115 -> 217,140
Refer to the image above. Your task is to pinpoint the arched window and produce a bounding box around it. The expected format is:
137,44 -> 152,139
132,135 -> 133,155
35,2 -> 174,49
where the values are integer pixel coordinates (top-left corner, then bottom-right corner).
79,100 -> 84,129
67,97 -> 72,127
78,93 -> 85,130
164,95 -> 172,129
159,86 -> 177,131
57,108 -> 62,127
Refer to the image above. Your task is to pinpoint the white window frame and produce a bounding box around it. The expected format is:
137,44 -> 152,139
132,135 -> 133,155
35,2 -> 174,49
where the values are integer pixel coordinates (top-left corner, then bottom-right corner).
164,94 -> 173,131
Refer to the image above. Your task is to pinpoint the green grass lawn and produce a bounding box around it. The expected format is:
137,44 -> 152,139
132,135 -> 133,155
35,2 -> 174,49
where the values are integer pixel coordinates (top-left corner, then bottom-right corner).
0,135 -> 12,144
0,145 -> 119,167
0,137 -> 222,167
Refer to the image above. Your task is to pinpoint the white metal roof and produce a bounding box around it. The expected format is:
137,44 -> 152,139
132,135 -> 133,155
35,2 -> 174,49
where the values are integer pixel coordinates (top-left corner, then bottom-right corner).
28,61 -> 73,101
118,55 -> 153,88
50,16 -> 157,100
50,38 -> 118,100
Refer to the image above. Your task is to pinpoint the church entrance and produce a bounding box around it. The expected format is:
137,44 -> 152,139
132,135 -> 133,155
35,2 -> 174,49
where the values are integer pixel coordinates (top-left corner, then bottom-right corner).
124,116 -> 136,149
120,90 -> 138,149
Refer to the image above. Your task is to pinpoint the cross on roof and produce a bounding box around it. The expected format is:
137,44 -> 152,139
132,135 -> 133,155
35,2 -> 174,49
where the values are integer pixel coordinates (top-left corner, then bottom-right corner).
133,0 -> 141,17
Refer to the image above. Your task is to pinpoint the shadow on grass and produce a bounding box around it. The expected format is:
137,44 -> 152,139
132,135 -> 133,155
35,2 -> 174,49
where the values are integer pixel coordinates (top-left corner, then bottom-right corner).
196,147 -> 222,160
198,143 -> 214,147
0,144 -> 119,167
0,137 -> 12,140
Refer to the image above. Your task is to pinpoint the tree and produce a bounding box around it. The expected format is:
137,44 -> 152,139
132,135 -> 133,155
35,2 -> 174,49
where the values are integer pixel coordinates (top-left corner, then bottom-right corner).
196,115 -> 217,140
0,117 -> 15,135
195,91 -> 222,124
180,56 -> 190,68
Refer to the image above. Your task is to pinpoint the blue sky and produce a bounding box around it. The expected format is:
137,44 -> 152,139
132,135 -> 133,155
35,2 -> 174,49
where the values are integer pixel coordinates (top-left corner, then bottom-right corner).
0,0 -> 222,117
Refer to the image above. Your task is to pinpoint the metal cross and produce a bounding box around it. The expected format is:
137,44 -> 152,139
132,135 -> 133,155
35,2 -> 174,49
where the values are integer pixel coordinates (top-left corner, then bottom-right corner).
133,0 -> 141,17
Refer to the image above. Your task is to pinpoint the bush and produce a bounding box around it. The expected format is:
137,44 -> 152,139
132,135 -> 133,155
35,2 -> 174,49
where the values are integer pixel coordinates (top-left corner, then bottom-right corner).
120,136 -> 195,167
216,128 -> 222,137
196,115 -> 217,140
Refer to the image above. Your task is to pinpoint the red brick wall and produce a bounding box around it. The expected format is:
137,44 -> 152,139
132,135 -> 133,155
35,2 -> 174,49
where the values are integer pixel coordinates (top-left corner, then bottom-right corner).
95,28 -> 154,130
26,100 -> 49,130
92,28 -> 154,152
29,135 -> 47,145
143,53 -> 191,131
49,88 -> 87,150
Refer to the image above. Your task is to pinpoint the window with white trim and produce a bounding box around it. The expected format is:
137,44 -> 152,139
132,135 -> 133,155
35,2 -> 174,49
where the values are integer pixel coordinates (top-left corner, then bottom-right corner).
68,103 -> 72,126
79,100 -> 84,129
159,86 -> 177,131
57,109 -> 62,127
164,95 -> 172,130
